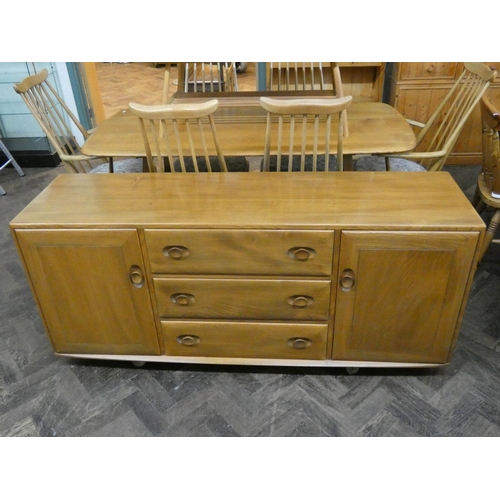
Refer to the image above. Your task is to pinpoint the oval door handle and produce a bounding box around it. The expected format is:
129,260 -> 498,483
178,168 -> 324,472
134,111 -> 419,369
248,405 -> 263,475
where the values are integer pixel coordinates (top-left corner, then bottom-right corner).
287,295 -> 314,308
163,245 -> 190,260
287,338 -> 312,349
287,247 -> 316,261
129,265 -> 144,288
340,269 -> 355,291
171,293 -> 195,306
176,335 -> 201,346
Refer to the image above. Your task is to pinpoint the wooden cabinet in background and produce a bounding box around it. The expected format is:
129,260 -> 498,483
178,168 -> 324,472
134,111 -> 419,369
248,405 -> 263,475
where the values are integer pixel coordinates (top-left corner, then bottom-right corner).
11,173 -> 484,370
388,62 -> 500,164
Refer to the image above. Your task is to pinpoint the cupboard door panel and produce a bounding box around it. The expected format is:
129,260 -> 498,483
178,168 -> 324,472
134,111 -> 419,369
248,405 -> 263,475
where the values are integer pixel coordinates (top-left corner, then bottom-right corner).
16,229 -> 160,355
333,231 -> 479,363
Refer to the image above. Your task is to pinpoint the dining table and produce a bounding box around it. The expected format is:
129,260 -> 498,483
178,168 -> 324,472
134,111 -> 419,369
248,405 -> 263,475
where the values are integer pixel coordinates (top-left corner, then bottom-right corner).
81,90 -> 417,171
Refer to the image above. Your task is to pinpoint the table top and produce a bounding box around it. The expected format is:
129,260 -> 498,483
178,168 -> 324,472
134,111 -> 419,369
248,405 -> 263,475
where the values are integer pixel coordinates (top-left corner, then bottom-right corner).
81,93 -> 417,159
11,172 -> 482,231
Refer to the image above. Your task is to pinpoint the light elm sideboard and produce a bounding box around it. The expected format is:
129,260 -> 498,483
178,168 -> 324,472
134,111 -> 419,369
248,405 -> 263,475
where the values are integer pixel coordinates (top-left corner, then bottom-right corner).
10,172 -> 484,371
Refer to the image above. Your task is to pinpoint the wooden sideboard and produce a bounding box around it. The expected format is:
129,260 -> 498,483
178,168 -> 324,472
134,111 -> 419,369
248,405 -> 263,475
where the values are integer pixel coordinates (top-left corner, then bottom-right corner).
388,62 -> 500,164
10,172 -> 484,371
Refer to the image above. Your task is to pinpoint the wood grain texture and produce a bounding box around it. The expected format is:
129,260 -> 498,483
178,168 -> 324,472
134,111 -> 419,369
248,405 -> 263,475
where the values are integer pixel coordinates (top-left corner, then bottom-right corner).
10,172 -> 484,231
14,229 -> 160,355
153,277 -> 331,320
161,321 -> 328,359
80,100 -> 417,158
145,229 -> 334,275
333,231 -> 480,363
11,171 -> 483,369
3,165 -> 500,437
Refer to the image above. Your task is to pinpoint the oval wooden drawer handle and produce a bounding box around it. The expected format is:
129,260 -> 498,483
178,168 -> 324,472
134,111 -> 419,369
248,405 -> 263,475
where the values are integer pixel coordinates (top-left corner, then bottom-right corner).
287,247 -> 316,261
176,335 -> 201,346
171,293 -> 195,306
287,337 -> 312,349
287,295 -> 314,308
129,265 -> 144,288
163,245 -> 190,260
340,268 -> 356,291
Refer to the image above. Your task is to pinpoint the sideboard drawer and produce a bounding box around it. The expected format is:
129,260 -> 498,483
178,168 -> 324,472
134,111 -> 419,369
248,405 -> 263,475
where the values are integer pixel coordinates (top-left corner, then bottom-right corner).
162,321 -> 328,359
153,277 -> 331,321
144,229 -> 334,276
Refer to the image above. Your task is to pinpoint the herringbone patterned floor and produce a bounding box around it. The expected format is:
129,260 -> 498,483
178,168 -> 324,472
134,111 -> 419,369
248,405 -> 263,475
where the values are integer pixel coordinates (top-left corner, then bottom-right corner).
95,63 -> 258,118
2,164 -> 500,436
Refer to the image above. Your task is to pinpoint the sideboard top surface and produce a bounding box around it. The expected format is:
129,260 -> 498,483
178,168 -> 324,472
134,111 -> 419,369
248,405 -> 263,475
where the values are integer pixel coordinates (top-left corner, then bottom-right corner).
10,172 -> 484,231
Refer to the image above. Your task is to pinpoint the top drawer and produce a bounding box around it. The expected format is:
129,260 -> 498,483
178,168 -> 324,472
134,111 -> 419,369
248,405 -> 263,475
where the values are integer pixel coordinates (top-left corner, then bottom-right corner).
144,229 -> 334,276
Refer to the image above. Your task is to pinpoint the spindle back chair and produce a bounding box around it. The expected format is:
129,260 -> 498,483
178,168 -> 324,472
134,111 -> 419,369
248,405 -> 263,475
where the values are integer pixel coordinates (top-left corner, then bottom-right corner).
129,99 -> 230,173
13,68 -> 116,173
260,96 -> 352,172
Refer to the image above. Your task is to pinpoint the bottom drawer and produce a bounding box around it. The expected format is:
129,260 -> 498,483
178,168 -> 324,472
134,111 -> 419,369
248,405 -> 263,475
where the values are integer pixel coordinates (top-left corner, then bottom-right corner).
162,321 -> 328,360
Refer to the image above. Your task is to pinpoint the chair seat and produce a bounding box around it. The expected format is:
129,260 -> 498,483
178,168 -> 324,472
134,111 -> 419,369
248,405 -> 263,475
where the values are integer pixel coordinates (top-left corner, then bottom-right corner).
173,156 -> 249,172
90,158 -> 144,173
354,156 -> 427,172
262,155 -> 338,172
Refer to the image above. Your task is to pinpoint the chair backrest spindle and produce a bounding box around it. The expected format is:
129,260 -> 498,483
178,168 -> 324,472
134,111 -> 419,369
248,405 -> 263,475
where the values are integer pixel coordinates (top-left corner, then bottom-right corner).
413,62 -> 497,171
260,96 -> 352,172
129,99 -> 228,173
13,68 -> 102,173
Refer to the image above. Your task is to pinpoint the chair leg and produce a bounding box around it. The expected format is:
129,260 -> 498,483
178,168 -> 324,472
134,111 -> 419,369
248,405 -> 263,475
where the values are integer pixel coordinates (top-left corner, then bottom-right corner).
471,184 -> 481,209
109,157 -> 114,173
0,184 -> 5,196
479,209 -> 500,262
476,200 -> 486,213
0,140 -> 25,177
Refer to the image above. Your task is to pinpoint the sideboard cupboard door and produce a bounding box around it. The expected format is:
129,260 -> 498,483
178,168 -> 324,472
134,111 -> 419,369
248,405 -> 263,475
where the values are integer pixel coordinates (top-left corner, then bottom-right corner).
15,229 -> 160,356
333,231 -> 479,364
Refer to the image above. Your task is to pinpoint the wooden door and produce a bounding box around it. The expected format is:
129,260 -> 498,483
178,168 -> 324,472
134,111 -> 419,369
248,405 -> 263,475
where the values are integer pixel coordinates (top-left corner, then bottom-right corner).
333,231 -> 479,363
16,229 -> 160,355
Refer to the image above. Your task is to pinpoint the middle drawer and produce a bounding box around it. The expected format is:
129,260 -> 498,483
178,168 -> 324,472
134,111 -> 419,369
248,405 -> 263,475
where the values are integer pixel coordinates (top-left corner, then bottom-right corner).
153,278 -> 331,321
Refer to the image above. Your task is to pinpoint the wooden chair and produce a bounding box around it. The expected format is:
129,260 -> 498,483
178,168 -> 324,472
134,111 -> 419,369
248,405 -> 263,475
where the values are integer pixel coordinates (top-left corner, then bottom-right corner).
163,63 -> 238,104
13,69 -> 141,174
0,139 -> 25,195
260,95 -> 352,172
128,99 -> 248,173
474,95 -> 500,261
267,62 -> 343,94
267,63 -> 348,135
355,62 -> 497,172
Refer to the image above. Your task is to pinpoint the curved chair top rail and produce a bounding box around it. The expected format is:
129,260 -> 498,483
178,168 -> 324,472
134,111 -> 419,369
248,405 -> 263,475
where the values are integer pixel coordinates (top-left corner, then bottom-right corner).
464,62 -> 497,83
129,99 -> 219,120
13,68 -> 49,93
260,96 -> 352,115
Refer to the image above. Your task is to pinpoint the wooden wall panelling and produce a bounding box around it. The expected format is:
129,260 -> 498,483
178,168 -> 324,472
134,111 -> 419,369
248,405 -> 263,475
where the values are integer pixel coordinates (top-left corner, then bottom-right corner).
338,63 -> 385,101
